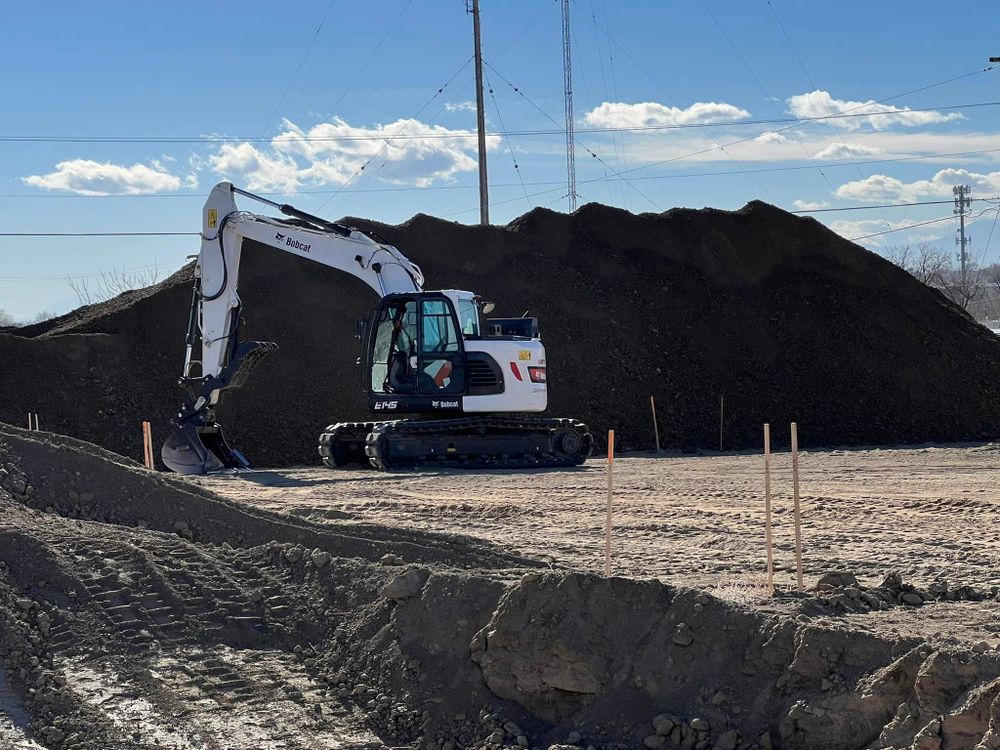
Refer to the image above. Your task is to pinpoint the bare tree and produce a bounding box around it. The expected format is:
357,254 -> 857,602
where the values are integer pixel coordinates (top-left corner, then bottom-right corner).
27,310 -> 55,324
0,309 -> 15,327
938,260 -> 986,311
884,244 -> 913,274
67,266 -> 161,307
885,242 -> 951,286
883,242 -> 985,310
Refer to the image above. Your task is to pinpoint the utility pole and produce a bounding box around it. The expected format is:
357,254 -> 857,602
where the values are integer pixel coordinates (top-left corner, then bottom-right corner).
561,0 -> 577,212
954,184 -> 972,305
469,0 -> 490,225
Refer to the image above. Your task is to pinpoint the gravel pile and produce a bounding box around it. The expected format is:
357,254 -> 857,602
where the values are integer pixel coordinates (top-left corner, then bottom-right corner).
3,200 -> 1000,467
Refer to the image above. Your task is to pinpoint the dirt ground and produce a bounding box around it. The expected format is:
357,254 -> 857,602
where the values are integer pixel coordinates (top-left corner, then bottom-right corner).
198,444 -> 1000,643
6,424 -> 1000,749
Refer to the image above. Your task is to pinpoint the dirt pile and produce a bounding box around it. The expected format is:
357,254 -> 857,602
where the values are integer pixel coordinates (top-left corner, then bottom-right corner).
2,425 -> 1000,749
796,571 -> 1000,617
4,200 -> 1000,466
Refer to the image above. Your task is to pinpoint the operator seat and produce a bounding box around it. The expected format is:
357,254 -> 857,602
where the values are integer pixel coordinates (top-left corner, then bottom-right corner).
387,350 -> 415,393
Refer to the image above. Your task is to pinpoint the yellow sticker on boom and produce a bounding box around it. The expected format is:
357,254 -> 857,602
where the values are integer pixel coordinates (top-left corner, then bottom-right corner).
518,350 -> 532,361
207,208 -> 218,229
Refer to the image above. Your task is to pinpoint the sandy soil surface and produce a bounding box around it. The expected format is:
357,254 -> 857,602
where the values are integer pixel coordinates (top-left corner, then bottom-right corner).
198,444 -> 1000,642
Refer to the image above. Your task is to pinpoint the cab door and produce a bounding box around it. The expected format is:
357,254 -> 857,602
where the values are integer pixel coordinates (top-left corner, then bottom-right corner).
367,298 -> 418,395
417,297 -> 465,396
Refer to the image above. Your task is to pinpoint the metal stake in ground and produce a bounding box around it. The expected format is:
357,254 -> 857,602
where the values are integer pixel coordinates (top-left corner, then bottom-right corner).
763,423 -> 774,595
791,421 -> 804,592
604,430 -> 615,576
650,396 -> 661,452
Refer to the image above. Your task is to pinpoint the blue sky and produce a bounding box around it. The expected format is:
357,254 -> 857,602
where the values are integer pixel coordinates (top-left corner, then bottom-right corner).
2,1 -> 999,320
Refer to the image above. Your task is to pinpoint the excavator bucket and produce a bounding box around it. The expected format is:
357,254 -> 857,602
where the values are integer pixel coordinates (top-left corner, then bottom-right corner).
161,422 -> 249,475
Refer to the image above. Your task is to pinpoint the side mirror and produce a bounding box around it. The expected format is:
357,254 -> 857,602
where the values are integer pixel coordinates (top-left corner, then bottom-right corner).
482,301 -> 496,314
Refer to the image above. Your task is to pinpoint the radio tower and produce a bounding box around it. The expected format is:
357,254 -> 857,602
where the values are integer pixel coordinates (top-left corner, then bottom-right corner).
954,184 -> 972,299
561,0 -> 577,212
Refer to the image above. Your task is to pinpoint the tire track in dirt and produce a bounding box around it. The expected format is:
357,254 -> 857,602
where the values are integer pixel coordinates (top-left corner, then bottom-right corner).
200,446 -> 1000,608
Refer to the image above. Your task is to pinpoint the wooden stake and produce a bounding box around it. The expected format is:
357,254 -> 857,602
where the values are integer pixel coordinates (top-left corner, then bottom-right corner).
763,423 -> 774,595
791,421 -> 804,592
650,396 -> 661,452
142,421 -> 153,469
34,414 -> 39,431
604,430 -> 615,576
27,413 -> 32,430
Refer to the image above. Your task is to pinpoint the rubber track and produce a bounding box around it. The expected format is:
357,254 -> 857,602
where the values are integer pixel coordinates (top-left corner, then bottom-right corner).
317,422 -> 378,469
364,416 -> 593,471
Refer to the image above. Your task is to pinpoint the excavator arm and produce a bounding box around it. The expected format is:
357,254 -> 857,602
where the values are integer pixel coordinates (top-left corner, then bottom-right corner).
162,182 -> 424,474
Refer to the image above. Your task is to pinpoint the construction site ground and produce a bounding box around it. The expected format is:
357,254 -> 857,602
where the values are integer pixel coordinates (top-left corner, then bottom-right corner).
198,443 -> 1000,645
5,424 -> 1000,749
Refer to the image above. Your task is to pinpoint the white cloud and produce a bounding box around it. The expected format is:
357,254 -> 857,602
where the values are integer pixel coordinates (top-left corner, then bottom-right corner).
208,142 -> 302,193
207,116 -> 497,192
583,100 -> 750,129
787,90 -> 964,131
445,101 -> 476,113
812,142 -> 882,160
835,168 -> 1000,202
755,131 -> 787,144
22,159 -> 183,195
792,199 -> 830,210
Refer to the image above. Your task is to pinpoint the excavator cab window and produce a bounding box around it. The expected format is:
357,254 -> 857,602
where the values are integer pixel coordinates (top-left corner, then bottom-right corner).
457,298 -> 480,337
368,294 -> 465,399
373,300 -> 418,394
418,298 -> 464,395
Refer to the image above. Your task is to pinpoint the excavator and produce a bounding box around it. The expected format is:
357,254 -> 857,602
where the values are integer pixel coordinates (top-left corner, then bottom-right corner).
161,182 -> 592,474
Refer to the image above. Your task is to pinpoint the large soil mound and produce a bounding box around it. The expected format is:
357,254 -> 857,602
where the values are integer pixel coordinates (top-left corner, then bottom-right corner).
4,200 -> 1000,466
2,424 -> 999,749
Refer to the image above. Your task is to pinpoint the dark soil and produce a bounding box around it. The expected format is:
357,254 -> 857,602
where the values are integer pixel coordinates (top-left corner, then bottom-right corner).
3,200 -> 1000,467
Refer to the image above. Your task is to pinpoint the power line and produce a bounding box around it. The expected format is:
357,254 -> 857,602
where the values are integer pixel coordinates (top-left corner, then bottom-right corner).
259,0 -> 340,139
0,232 -> 196,237
599,0 -> 629,210
761,0 -> 893,233
322,0 -> 416,122
0,261 -> 179,281
701,0 -> 869,228
795,199 -> 950,213
484,69 -> 532,209
765,0 -> 814,88
983,204 -> 1000,257
314,56 -> 474,215
571,0 -> 679,107
586,0 -> 623,206
793,197 -> 1000,213
2,101 -> 993,143
847,216 -> 955,241
483,60 -> 659,209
